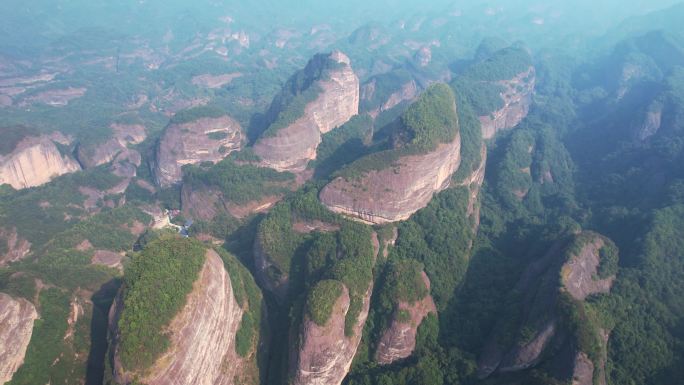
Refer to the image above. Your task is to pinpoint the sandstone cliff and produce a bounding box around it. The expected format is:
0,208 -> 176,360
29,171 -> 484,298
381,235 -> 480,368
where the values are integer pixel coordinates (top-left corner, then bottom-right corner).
253,51 -> 359,173
0,293 -> 38,384
154,115 -> 242,187
109,249 -> 253,385
320,84 -> 461,224
290,283 -> 372,385
0,135 -> 81,189
375,272 -> 436,365
0,227 -> 31,266
479,67 -> 535,139
477,232 -> 616,382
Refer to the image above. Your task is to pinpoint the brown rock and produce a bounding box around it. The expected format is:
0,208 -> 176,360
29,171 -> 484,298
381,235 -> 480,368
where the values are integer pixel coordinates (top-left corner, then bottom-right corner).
375,272 -> 436,365
154,116 -> 242,187
110,249 -> 250,385
0,227 -> 31,266
253,51 -> 359,173
0,293 -> 38,384
320,134 -> 461,224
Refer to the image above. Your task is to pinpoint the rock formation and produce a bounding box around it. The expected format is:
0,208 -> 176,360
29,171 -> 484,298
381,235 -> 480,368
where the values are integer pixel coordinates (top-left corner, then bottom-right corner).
76,123 -> 146,169
154,115 -> 242,187
0,135 -> 81,189
479,66 -> 535,139
0,227 -> 31,266
290,284 -> 372,385
109,249 -> 252,385
477,231 -> 615,382
375,272 -> 436,365
0,293 -> 38,384
253,51 -> 359,173
320,84 -> 461,224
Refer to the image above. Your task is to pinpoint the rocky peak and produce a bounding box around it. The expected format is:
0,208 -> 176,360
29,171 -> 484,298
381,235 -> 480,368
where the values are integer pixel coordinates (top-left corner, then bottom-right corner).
479,66 -> 536,139
154,113 -> 242,187
319,83 -> 461,224
253,51 -> 359,173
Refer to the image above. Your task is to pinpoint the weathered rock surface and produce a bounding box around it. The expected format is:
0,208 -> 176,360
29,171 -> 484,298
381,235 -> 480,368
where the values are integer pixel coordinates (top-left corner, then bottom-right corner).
109,249 -> 248,385
479,67 -> 535,139
76,123 -> 146,169
361,77 -> 419,119
0,293 -> 38,384
253,51 -> 359,173
0,135 -> 81,189
635,101 -> 663,141
154,116 -> 242,187
375,272 -> 436,365
0,227 -> 31,266
290,283 -> 372,385
320,133 -> 461,224
477,231 -> 615,380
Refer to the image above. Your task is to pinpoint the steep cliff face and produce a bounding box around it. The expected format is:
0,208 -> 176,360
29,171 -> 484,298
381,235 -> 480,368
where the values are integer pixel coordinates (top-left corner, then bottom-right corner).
479,67 -> 535,139
477,232 -> 616,382
109,249 -> 251,385
320,84 -> 461,224
375,272 -> 436,365
0,135 -> 81,189
361,76 -> 419,119
154,115 -> 242,187
0,293 -> 38,384
253,51 -> 359,173
290,284 -> 372,385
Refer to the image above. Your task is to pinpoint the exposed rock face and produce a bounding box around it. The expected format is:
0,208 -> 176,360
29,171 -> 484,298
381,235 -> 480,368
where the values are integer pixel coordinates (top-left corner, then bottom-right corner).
253,51 -> 359,173
76,123 -> 146,169
479,67 -> 535,139
0,135 -> 81,189
375,272 -> 436,365
0,293 -> 38,384
320,134 -> 461,224
477,232 -> 615,380
109,249 -> 246,385
0,227 -> 31,266
290,284 -> 372,385
635,101 -> 663,141
361,78 -> 419,119
253,234 -> 290,303
154,116 -> 242,187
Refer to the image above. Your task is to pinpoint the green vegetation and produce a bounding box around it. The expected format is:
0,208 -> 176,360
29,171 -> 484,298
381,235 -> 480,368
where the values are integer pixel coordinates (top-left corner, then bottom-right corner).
311,114 -> 373,178
0,125 -> 40,155
117,237 -> 206,371
307,279 -> 344,326
598,242 -> 619,278
337,84 -> 459,179
359,69 -> 414,112
206,131 -> 228,140
8,289 -> 71,385
461,46 -> 532,82
380,259 -> 429,304
183,158 -> 294,204
235,312 -> 256,357
169,105 -> 226,125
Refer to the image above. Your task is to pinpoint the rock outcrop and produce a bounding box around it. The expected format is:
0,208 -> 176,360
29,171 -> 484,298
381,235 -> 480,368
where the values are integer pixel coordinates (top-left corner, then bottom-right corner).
154,115 -> 242,187
0,227 -> 31,266
479,67 -> 535,139
0,293 -> 38,384
477,231 -> 616,381
109,249 -> 249,385
375,272 -> 436,365
320,84 -> 461,224
76,123 -> 146,169
0,135 -> 81,189
253,51 -> 359,173
290,284 -> 372,385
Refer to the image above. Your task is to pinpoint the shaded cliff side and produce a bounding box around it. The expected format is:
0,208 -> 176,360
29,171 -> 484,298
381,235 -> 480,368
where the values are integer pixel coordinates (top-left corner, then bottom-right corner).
253,51 -> 359,173
320,83 -> 461,224
477,231 -> 617,384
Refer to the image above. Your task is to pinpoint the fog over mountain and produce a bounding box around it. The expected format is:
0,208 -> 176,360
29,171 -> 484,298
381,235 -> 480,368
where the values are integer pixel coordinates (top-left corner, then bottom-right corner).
1,1 -> 684,385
